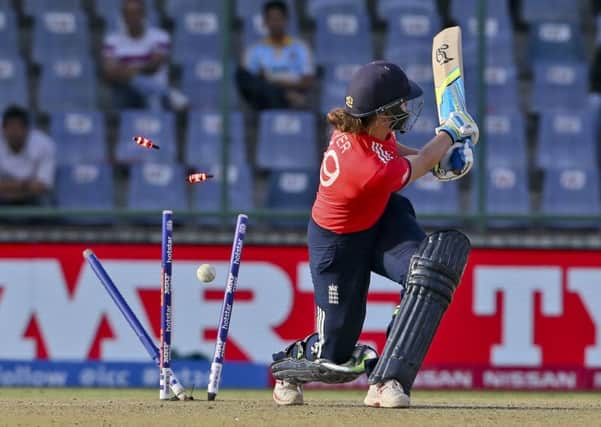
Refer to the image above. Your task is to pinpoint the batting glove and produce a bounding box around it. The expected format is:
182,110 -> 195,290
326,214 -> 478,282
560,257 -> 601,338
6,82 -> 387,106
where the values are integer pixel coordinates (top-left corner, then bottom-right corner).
436,110 -> 479,145
432,140 -> 475,182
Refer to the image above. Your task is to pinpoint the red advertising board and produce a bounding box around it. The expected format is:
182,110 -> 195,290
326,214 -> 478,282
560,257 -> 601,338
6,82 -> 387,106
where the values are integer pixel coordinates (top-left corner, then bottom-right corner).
1,244 -> 600,390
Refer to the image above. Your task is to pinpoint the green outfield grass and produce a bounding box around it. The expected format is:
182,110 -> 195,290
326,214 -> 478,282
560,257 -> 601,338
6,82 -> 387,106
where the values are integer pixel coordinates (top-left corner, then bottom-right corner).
1,388 -> 600,426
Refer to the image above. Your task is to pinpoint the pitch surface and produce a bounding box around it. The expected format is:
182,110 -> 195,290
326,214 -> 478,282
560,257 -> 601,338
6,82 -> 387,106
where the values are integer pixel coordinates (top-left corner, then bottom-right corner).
1,388 -> 600,426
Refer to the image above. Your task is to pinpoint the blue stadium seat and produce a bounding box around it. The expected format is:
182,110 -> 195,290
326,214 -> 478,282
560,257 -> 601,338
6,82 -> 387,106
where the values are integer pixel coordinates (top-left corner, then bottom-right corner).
0,8 -> 19,57
385,40 -> 431,67
38,58 -> 97,112
385,7 -> 440,45
32,11 -> 90,64
522,0 -> 580,23
541,168 -> 600,227
265,168 -> 318,228
536,110 -> 597,170
531,63 -> 588,112
116,111 -> 176,164
471,164 -> 531,227
400,173 -> 462,227
528,22 -> 585,64
461,16 -> 514,64
185,111 -> 246,166
377,0 -> 436,19
179,57 -> 238,110
306,0 -> 367,18
484,112 -> 528,168
164,0 -> 221,19
172,10 -> 221,63
51,111 -> 107,166
95,0 -> 159,31
465,62 -> 519,112
241,5 -> 299,46
24,0 -> 82,16
191,164 -> 254,221
0,57 -> 28,111
451,0 -> 511,21
314,10 -> 373,65
56,164 -> 115,223
319,63 -> 361,114
256,110 -> 318,170
127,162 -> 188,211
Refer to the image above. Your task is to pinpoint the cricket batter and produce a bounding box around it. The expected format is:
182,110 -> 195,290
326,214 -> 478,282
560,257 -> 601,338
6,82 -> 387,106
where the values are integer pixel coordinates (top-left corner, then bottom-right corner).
271,61 -> 477,407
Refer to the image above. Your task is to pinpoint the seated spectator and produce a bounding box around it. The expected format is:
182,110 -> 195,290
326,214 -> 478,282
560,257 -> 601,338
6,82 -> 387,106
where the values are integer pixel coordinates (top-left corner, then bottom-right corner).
236,0 -> 315,110
0,105 -> 55,205
102,0 -> 188,111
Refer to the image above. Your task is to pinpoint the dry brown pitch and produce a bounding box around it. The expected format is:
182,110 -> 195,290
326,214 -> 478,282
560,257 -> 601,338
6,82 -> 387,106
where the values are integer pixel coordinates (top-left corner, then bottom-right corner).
1,388 -> 600,426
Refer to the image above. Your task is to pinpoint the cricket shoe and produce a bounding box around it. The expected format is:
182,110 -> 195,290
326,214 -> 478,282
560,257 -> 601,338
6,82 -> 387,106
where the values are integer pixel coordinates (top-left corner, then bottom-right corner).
273,380 -> 303,406
363,379 -> 410,408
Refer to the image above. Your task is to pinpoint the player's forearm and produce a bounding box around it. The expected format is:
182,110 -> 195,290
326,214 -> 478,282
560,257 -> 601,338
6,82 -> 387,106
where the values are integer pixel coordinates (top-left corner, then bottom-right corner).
0,180 -> 26,193
396,143 -> 418,156
271,75 -> 314,91
406,133 -> 452,182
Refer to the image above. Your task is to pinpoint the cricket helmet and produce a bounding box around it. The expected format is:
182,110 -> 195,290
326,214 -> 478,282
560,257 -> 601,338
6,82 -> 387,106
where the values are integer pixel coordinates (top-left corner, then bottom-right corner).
344,61 -> 423,132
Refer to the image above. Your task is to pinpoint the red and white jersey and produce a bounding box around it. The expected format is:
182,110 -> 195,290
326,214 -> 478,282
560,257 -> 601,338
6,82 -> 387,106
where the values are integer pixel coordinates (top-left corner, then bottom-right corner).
312,130 -> 412,234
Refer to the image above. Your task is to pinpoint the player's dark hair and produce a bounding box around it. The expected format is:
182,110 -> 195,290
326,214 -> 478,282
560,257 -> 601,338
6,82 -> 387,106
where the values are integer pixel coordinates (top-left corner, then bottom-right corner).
2,105 -> 29,128
263,0 -> 288,18
327,108 -> 372,134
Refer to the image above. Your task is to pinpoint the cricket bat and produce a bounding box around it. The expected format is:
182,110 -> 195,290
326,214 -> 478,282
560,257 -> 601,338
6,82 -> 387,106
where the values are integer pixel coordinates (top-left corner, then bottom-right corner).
432,26 -> 468,126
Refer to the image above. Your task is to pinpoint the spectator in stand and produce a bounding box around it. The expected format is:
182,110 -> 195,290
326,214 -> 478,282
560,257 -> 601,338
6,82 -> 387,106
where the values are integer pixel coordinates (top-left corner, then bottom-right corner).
237,0 -> 315,110
102,0 -> 188,111
0,105 -> 55,205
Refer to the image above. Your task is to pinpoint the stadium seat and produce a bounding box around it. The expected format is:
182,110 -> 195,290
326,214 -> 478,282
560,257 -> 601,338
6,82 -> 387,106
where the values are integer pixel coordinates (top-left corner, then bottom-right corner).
256,110 -> 318,170
179,57 -> 238,110
51,111 -> 107,166
0,57 -> 28,111
0,8 -> 19,58
127,162 -> 188,212
400,173 -> 462,227
191,163 -> 254,222
314,10 -> 373,65
265,168 -> 318,228
377,0 -> 436,19
528,22 -> 585,64
164,0 -> 221,19
24,0 -> 82,16
471,164 -> 531,227
172,9 -> 222,63
384,40 -> 431,68
536,110 -> 597,170
541,168 -> 600,227
451,0 -> 511,21
38,58 -> 97,112
462,16 -> 514,65
31,11 -> 90,64
531,63 -> 588,112
484,112 -> 528,168
95,0 -> 159,31
56,164 -> 115,223
116,111 -> 176,164
385,7 -> 440,45
185,111 -> 246,166
306,0 -> 367,18
465,62 -> 520,112
319,63 -> 361,114
522,0 -> 580,23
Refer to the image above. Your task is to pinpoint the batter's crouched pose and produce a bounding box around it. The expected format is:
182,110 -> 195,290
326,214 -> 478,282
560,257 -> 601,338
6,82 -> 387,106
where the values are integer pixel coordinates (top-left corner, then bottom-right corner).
271,61 -> 477,407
